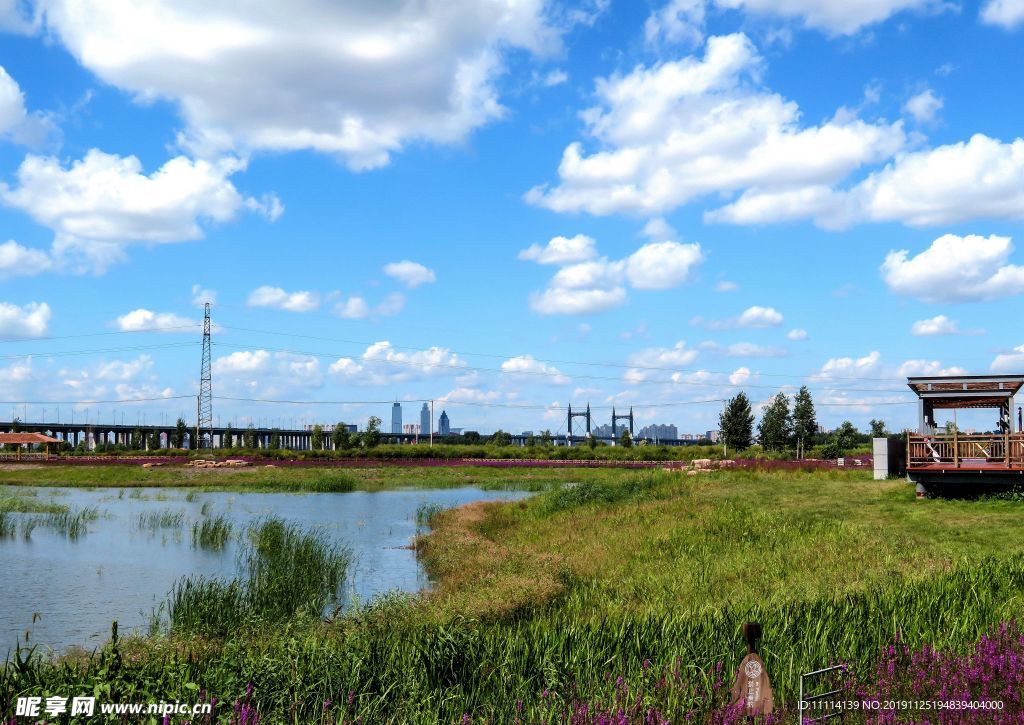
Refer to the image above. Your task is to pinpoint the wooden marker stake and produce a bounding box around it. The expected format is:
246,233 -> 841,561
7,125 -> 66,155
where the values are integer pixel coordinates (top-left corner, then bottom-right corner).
730,621 -> 774,716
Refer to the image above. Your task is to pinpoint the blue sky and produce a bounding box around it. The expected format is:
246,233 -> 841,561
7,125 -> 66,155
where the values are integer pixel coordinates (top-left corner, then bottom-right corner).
1,0 -> 1023,436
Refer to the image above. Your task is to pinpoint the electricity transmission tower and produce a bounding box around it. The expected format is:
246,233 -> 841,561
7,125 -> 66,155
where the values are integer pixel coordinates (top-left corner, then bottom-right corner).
196,302 -> 213,449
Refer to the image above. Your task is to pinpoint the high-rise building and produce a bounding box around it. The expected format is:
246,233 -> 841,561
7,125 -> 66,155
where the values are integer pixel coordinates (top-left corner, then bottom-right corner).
403,423 -> 420,435
592,424 -> 614,438
438,410 -> 450,435
637,423 -> 678,441
420,403 -> 430,437
391,402 -> 402,435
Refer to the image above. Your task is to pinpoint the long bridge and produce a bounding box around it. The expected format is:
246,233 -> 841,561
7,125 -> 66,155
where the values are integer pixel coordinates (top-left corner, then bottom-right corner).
0,421 -> 706,451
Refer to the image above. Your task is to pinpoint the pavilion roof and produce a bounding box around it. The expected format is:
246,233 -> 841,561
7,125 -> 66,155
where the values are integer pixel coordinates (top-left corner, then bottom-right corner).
0,432 -> 62,444
907,374 -> 1024,408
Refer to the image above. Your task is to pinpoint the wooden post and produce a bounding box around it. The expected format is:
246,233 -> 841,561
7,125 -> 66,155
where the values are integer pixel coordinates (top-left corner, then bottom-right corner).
953,410 -> 959,469
742,622 -> 762,654
731,622 -> 773,717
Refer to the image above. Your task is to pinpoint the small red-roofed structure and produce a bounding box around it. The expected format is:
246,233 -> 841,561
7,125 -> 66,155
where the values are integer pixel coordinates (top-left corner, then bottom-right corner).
0,432 -> 62,460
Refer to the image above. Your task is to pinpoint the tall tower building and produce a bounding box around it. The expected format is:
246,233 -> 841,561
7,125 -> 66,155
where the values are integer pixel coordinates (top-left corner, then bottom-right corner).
391,402 -> 402,435
420,403 -> 430,437
438,410 -> 450,436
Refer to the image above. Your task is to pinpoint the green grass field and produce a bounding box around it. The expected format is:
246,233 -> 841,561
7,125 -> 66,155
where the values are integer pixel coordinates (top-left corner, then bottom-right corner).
3,466 -> 1024,722
420,468 -> 1024,619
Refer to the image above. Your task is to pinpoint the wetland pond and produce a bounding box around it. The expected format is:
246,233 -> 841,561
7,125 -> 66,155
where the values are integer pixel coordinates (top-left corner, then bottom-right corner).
0,485 -> 530,653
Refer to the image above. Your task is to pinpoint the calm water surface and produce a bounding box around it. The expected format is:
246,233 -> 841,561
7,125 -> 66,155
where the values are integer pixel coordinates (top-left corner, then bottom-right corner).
0,485 -> 529,653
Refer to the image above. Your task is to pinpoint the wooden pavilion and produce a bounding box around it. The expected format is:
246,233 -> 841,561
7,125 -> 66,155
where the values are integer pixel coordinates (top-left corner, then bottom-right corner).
0,432 -> 62,460
906,374 -> 1024,484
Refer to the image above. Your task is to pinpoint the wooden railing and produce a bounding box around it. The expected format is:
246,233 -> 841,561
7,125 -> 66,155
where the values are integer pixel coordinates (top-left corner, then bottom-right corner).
907,433 -> 1024,469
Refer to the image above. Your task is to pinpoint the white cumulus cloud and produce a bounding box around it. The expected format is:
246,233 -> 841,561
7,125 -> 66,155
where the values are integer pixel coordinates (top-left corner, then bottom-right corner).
737,305 -> 784,327
903,89 -> 943,124
703,305 -> 784,329
645,0 -> 705,46
0,239 -> 52,278
334,296 -> 371,319
624,341 -> 699,382
329,341 -> 464,385
881,234 -> 1024,302
715,0 -> 949,35
0,301 -> 50,338
817,350 -> 882,378
115,309 -> 197,333
383,260 -> 436,288
529,286 -> 628,315
31,0 -> 563,169
518,234 -> 597,265
981,0 -> 1024,28
527,33 -> 905,217
526,235 -> 703,315
500,355 -> 569,384
910,315 -> 958,336
896,359 -> 968,377
213,349 -> 322,394
729,366 -> 752,385
786,328 -> 808,340
992,344 -> 1024,372
1,150 -> 278,273
214,350 -> 272,375
625,241 -> 704,289
853,135 -> 1024,226
0,65 -> 55,145
247,286 -> 320,312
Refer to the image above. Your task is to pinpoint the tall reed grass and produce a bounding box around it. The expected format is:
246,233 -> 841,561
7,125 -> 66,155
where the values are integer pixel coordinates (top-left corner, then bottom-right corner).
137,509 -> 185,531
0,495 -> 67,515
166,517 -> 350,635
191,514 -> 233,549
415,502 -> 444,528
44,507 -> 99,539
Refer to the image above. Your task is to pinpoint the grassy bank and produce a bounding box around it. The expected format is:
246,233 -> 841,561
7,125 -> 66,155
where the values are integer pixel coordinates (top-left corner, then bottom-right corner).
3,468 -> 1024,722
0,463 -> 620,492
420,468 -> 1024,619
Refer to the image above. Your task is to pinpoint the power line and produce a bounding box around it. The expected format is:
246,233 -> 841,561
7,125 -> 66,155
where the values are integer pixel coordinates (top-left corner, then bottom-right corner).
216,324 -> 912,383
212,340 -> 913,395
0,324 -> 201,344
0,395 -> 195,405
0,342 -> 197,361
212,395 -> 913,411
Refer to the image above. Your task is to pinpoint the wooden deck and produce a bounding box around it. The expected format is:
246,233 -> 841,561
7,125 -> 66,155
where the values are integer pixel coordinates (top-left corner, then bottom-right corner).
908,433 -> 1024,470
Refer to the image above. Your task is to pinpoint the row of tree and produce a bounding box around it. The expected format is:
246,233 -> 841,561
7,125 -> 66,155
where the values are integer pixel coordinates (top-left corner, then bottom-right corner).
718,387 -> 883,458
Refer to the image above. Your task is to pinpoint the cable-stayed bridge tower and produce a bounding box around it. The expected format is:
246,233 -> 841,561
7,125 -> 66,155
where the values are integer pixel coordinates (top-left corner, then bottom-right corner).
567,403 -> 591,437
611,406 -> 634,438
